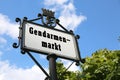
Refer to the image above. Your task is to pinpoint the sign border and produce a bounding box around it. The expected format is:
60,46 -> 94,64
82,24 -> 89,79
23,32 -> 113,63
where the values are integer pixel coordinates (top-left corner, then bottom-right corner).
21,20 -> 81,61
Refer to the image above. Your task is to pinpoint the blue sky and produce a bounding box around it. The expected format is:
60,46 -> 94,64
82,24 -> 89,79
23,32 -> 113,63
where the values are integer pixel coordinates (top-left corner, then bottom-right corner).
0,0 -> 120,80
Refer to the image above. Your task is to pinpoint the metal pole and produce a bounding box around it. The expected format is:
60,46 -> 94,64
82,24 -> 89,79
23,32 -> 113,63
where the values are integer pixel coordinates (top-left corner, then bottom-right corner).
47,54 -> 58,80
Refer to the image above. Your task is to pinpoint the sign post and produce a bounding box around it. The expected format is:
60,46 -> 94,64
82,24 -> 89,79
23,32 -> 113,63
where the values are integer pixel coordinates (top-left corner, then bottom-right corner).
47,54 -> 58,80
13,8 -> 84,80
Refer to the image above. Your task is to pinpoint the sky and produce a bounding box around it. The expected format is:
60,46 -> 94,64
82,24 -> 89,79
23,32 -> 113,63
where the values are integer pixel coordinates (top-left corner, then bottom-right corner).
0,0 -> 120,80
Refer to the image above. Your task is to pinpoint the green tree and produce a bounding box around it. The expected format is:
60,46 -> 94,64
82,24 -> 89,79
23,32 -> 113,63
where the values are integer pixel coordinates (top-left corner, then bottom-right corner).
81,49 -> 120,80
56,61 -> 81,80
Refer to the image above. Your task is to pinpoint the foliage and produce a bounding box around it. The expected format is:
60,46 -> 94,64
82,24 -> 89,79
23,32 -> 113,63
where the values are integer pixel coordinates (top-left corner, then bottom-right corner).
56,61 -> 81,80
56,49 -> 120,80
81,49 -> 120,80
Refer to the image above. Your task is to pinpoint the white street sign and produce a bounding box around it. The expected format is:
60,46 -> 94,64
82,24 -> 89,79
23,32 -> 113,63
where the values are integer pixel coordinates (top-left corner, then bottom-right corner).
22,21 -> 80,61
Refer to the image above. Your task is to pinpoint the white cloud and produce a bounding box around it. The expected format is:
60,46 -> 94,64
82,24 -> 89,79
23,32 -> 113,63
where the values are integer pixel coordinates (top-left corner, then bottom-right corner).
44,0 -> 87,31
61,59 -> 80,71
0,37 -> 7,54
59,13 -> 87,30
0,13 -> 19,39
0,60 -> 47,80
0,37 -> 7,44
44,0 -> 68,6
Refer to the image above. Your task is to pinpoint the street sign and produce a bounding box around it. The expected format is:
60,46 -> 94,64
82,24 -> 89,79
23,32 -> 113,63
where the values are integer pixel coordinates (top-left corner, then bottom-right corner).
13,9 -> 83,80
21,20 -> 80,61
